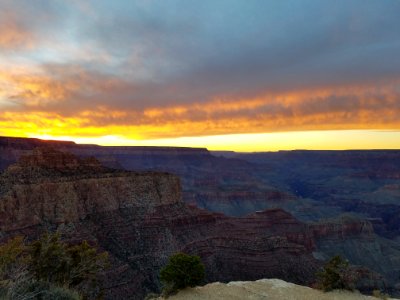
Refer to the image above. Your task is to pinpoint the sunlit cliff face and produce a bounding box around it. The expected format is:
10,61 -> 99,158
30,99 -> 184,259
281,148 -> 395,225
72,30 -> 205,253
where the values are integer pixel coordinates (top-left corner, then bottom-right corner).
1,0 -> 400,151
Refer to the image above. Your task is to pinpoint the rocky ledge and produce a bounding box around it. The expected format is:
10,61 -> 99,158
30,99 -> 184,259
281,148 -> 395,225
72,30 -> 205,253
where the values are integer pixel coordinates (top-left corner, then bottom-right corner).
159,279 -> 398,300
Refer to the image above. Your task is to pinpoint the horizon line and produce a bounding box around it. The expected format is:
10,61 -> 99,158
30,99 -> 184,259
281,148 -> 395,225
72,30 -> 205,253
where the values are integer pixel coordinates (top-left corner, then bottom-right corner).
1,134 -> 400,153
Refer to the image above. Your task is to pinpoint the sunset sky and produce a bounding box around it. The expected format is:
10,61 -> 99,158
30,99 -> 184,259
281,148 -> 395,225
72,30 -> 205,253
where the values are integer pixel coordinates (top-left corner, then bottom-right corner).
1,0 -> 400,151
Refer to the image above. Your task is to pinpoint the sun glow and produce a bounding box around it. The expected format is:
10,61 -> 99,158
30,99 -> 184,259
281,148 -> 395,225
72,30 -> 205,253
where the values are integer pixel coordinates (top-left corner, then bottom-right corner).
18,130 -> 400,152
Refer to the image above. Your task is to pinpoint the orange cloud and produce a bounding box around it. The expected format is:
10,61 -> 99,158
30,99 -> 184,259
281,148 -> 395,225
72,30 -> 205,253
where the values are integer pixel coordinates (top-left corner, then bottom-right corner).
1,83 -> 399,141
0,60 -> 399,142
0,14 -> 35,50
0,65 -> 109,108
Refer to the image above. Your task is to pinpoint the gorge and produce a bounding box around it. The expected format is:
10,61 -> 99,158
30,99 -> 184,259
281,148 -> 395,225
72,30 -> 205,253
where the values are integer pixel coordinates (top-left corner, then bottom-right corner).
0,137 -> 399,298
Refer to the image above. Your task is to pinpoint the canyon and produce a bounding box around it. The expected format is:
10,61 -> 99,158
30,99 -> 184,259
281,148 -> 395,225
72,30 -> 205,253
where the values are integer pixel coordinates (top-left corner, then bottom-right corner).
0,137 -> 400,298
0,147 -> 321,299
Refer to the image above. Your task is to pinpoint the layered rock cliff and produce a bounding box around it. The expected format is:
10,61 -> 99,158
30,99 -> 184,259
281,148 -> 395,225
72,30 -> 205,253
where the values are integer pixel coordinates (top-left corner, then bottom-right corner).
0,148 -> 180,231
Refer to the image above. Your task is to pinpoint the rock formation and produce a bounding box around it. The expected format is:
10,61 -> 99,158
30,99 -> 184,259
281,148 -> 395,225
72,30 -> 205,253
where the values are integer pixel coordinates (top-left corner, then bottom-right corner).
0,148 -> 180,231
159,278 -> 398,300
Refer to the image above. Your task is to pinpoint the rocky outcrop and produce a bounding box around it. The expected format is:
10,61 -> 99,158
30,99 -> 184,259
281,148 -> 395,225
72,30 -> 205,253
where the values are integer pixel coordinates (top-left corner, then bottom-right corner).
159,278 -> 397,300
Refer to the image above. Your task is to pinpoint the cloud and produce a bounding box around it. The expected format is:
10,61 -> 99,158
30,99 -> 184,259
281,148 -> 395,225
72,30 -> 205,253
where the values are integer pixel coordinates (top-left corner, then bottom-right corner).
0,0 -> 400,141
1,78 -> 399,139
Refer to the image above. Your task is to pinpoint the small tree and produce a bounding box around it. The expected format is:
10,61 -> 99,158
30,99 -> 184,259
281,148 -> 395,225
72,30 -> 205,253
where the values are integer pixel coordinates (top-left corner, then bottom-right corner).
160,253 -> 205,296
0,232 -> 109,299
29,232 -> 70,285
66,240 -> 109,295
29,233 -> 109,297
316,255 -> 355,292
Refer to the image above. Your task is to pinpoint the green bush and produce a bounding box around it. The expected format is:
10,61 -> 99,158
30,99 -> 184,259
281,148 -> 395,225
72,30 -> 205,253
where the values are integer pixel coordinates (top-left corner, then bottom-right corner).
28,233 -> 108,288
67,240 -> 109,287
316,255 -> 355,292
0,232 -> 108,300
29,232 -> 70,285
160,253 -> 205,296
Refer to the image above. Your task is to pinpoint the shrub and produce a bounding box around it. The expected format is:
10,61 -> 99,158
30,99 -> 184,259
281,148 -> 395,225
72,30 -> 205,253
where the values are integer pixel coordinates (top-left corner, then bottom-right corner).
0,232 -> 109,299
66,240 -> 109,298
29,232 -> 70,285
160,253 -> 205,296
316,255 -> 355,292
28,233 -> 108,287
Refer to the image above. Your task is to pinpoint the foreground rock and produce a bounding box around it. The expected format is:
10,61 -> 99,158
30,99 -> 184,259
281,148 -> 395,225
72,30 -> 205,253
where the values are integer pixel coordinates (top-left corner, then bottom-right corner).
160,279 -> 398,300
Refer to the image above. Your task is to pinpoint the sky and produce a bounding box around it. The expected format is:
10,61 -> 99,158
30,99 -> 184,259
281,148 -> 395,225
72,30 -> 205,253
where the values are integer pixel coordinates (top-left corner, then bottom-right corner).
0,0 -> 400,151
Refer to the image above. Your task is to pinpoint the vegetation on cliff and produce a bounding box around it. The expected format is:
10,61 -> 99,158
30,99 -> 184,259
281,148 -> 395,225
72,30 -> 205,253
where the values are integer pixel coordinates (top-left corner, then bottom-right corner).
316,255 -> 355,292
160,253 -> 205,297
0,233 -> 108,300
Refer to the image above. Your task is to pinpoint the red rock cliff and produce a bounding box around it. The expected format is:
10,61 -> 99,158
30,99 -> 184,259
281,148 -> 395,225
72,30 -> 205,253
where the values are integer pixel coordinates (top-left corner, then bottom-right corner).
0,148 -> 181,231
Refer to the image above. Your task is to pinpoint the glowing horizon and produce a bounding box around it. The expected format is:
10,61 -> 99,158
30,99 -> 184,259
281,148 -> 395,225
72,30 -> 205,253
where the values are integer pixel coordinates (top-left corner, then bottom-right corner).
1,129 -> 397,152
